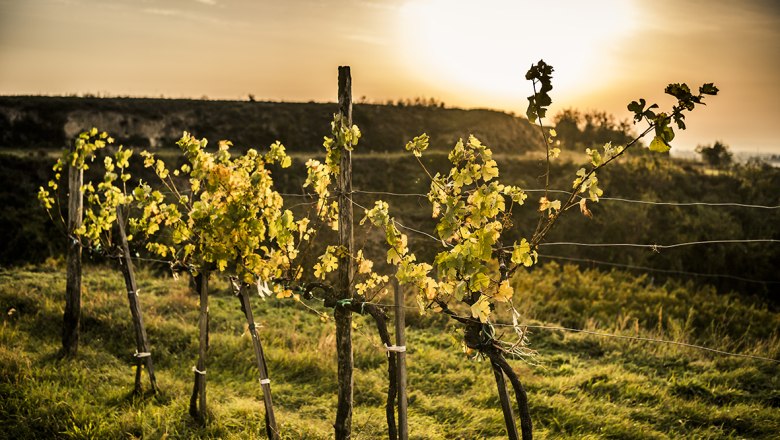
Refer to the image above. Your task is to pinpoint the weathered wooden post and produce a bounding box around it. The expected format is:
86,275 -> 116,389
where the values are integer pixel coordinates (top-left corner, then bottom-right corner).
393,278 -> 409,440
62,147 -> 83,357
334,65 -> 355,440
116,206 -> 158,394
189,271 -> 209,422
237,283 -> 279,439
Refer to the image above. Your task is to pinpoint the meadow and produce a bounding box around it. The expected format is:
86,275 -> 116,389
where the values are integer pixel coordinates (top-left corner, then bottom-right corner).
1,262 -> 777,439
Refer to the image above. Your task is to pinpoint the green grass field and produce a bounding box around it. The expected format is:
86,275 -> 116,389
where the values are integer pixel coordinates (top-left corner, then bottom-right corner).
1,262 -> 778,439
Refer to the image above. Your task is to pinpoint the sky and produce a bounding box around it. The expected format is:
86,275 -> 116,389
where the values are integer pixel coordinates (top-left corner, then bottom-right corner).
1,0 -> 779,153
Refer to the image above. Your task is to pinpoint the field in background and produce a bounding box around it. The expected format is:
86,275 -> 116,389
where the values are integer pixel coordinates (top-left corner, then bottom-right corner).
1,263 -> 778,439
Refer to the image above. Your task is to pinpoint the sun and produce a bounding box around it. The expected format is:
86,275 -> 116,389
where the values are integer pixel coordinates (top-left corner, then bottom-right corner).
398,0 -> 638,106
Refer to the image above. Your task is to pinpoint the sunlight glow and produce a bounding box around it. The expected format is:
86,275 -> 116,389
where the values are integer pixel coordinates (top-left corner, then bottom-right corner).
399,0 -> 638,102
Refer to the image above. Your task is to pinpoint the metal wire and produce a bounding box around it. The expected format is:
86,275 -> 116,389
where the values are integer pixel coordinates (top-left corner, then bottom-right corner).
351,188 -> 780,209
537,253 -> 780,285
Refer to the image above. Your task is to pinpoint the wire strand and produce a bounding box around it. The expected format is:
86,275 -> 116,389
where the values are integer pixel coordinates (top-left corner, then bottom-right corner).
537,253 -> 780,284
350,188 -> 780,209
503,323 -> 780,364
537,239 -> 780,249
358,301 -> 778,363
349,198 -> 444,245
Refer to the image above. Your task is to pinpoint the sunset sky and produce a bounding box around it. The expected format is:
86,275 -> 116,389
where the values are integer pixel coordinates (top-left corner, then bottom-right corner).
1,0 -> 778,153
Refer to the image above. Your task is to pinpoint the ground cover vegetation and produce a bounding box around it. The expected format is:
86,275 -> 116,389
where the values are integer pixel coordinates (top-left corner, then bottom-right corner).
0,263 -> 777,439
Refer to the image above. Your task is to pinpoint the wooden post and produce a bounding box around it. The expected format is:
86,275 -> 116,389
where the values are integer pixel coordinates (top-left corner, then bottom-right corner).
393,278 -> 409,440
238,284 -> 279,440
189,272 -> 209,422
62,153 -> 83,357
116,207 -> 158,394
334,65 -> 355,440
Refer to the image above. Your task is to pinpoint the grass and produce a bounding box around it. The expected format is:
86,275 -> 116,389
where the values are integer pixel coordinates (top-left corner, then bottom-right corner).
0,262 -> 778,439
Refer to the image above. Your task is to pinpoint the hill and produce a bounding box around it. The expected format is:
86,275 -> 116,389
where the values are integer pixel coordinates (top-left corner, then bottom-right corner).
0,96 -> 777,299
0,96 -> 540,154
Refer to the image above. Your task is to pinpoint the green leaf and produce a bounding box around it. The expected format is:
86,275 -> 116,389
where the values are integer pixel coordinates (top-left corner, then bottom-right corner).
405,133 -> 430,157
469,273 -> 491,292
525,60 -> 554,123
699,83 -> 719,95
511,238 -> 537,267
648,136 -> 671,153
627,98 -> 645,115
665,83 -> 691,100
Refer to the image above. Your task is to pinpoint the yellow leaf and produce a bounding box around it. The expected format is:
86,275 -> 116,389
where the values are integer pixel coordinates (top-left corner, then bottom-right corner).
579,198 -> 593,219
387,247 -> 401,265
470,295 -> 491,323
538,196 -> 561,213
481,160 -> 499,181
495,280 -> 513,302
358,258 -> 373,274
423,277 -> 437,300
276,289 -> 293,299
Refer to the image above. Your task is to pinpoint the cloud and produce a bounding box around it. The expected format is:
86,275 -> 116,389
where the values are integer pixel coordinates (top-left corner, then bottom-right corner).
193,0 -> 217,5
142,7 -> 238,27
143,8 -> 179,17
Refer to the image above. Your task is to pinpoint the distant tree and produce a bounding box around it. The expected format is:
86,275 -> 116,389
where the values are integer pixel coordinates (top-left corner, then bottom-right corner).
552,108 -> 582,148
553,108 -> 632,150
696,141 -> 733,168
389,96 -> 445,108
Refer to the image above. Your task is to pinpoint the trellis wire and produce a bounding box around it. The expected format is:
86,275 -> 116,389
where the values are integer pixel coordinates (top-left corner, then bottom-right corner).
537,253 -> 780,285
356,301 -> 779,364
55,206 -> 778,288
349,197 -> 779,253
537,239 -> 780,249
350,188 -> 780,209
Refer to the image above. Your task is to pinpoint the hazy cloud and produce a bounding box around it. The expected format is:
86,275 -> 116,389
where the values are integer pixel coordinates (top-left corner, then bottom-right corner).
141,6 -> 237,26
143,8 -> 179,17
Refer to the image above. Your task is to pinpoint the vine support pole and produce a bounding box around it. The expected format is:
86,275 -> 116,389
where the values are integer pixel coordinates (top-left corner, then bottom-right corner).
334,65 -> 355,440
238,283 -> 279,440
62,149 -> 83,357
189,271 -> 209,423
361,303 -> 397,439
393,278 -> 409,440
116,207 -> 158,394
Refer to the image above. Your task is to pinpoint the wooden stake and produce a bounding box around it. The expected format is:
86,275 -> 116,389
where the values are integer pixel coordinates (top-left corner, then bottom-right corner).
116,206 -> 158,394
63,153 -> 83,357
393,278 -> 409,440
189,272 -> 209,422
238,284 -> 279,440
334,65 -> 355,440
